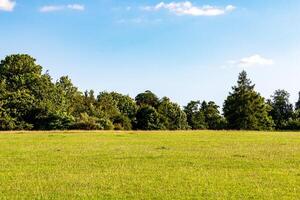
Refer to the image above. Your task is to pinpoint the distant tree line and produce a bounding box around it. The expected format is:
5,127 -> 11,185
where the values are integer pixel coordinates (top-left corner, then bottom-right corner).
0,54 -> 299,131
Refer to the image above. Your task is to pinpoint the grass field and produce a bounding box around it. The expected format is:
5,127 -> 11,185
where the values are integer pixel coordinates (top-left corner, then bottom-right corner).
0,131 -> 299,199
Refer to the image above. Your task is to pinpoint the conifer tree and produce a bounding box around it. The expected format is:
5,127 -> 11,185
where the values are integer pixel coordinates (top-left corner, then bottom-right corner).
223,71 -> 274,130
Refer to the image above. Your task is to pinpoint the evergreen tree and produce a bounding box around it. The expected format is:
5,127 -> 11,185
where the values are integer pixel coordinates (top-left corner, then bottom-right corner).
223,71 -> 274,130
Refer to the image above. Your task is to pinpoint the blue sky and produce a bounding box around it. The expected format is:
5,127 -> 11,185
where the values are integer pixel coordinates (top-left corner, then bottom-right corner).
1,0 -> 300,107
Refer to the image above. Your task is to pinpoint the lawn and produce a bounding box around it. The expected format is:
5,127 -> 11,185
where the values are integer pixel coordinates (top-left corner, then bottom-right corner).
0,131 -> 299,199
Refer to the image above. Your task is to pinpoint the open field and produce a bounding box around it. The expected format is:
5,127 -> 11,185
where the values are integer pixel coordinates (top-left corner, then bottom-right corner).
0,131 -> 299,199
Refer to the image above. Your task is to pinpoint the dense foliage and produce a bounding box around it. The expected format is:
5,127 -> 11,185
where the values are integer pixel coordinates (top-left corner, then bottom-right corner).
223,71 -> 274,130
0,54 -> 299,130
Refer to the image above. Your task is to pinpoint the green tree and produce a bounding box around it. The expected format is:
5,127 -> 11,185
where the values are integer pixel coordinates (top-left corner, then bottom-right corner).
0,54 -> 55,130
134,105 -> 165,130
97,91 -> 120,119
201,101 -> 227,130
157,97 -> 188,130
284,102 -> 300,130
184,101 -> 207,129
0,55 -> 85,130
55,76 -> 83,115
32,75 -> 81,130
135,90 -> 159,108
269,90 -> 293,129
113,115 -> 132,130
110,92 -> 137,120
0,80 -> 17,130
96,91 -> 137,130
223,71 -> 274,130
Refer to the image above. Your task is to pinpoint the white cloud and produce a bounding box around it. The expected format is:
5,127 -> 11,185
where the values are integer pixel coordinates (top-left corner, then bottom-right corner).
117,18 -> 143,24
0,0 -> 16,11
142,1 -> 235,16
228,54 -> 274,68
67,4 -> 85,11
40,5 -> 64,12
40,4 -> 85,12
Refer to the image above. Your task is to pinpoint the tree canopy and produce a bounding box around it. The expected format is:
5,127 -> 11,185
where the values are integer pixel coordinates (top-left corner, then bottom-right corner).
0,54 -> 299,131
268,90 -> 293,129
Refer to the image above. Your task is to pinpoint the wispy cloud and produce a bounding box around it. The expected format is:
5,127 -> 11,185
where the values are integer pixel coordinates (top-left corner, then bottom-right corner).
40,5 -> 64,12
0,0 -> 16,11
142,1 -> 235,16
40,4 -> 85,13
227,54 -> 274,68
117,18 -> 143,24
67,4 -> 85,11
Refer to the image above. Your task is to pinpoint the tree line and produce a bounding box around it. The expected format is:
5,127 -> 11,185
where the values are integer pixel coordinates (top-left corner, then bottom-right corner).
0,54 -> 299,131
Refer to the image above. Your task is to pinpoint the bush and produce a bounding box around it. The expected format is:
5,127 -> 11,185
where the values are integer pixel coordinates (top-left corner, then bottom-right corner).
35,112 -> 75,130
112,115 -> 132,130
98,118 -> 114,130
283,119 -> 300,130
72,113 -> 114,130
73,113 -> 102,130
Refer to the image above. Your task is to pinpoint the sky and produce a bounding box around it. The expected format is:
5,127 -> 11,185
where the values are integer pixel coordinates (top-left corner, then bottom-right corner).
1,0 -> 300,107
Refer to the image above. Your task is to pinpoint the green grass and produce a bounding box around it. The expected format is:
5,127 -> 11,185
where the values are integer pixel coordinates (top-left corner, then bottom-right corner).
0,131 -> 299,199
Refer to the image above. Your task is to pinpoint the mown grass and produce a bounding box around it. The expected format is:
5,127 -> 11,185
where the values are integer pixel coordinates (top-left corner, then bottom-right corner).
0,131 -> 299,199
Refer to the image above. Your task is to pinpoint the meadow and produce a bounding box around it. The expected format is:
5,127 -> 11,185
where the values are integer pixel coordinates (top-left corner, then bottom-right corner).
0,131 -> 299,199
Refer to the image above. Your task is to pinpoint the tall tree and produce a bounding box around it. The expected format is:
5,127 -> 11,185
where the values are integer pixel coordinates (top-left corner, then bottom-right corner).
0,54 -> 56,130
269,90 -> 293,129
223,71 -> 274,130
